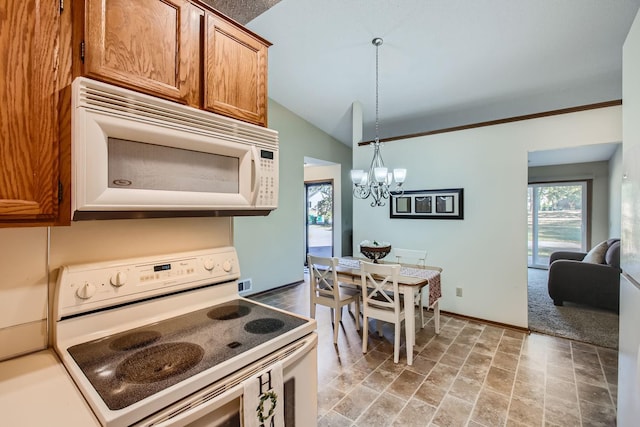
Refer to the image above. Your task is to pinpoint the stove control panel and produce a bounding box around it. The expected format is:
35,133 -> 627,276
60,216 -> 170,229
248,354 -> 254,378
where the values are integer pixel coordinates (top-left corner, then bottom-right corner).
55,247 -> 241,318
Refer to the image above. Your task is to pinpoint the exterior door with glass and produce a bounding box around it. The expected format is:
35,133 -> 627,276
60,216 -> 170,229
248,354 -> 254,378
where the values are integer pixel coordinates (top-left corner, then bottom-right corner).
528,181 -> 588,268
305,181 -> 334,261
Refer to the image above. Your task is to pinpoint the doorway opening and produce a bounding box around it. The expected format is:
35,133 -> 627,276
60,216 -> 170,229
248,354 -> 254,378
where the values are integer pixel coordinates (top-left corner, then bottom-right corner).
305,181 -> 334,262
528,180 -> 589,268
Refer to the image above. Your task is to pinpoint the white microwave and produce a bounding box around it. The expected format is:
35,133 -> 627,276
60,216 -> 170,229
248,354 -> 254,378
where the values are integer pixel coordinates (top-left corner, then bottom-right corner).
71,78 -> 278,220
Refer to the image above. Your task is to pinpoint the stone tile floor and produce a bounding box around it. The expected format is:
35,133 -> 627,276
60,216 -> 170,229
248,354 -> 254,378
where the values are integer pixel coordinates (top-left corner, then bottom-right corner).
250,280 -> 618,426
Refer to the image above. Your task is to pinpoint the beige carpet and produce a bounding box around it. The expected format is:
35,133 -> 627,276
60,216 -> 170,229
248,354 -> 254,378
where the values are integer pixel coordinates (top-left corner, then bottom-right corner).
527,268 -> 619,349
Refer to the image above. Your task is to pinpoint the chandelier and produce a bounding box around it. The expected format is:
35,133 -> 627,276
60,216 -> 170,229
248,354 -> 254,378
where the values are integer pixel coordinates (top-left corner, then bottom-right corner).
350,37 -> 406,207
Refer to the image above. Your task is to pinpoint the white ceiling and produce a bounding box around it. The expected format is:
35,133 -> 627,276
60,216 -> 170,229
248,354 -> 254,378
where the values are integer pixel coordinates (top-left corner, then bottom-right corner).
247,0 -> 639,151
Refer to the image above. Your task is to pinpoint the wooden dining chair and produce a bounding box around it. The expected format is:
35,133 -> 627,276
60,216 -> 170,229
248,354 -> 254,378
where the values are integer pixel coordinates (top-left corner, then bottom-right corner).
394,248 -> 428,328
359,261 -> 406,363
307,254 -> 361,344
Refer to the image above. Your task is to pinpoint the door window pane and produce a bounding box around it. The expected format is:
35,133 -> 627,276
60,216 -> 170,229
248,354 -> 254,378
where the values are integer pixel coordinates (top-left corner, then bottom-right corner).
305,182 -> 333,259
528,182 -> 587,268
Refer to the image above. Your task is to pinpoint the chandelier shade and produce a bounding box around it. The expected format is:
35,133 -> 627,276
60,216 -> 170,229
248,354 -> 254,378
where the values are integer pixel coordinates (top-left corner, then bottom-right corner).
351,37 -> 406,207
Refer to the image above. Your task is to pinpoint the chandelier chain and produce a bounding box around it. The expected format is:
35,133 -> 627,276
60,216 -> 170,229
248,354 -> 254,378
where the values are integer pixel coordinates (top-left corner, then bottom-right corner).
350,37 -> 406,207
374,39 -> 380,143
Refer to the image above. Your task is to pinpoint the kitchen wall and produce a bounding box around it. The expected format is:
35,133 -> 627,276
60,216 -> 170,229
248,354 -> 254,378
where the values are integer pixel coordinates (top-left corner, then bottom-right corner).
234,99 -> 352,295
528,160 -> 614,247
0,217 -> 232,361
352,106 -> 622,328
609,144 -> 623,237
0,228 -> 48,360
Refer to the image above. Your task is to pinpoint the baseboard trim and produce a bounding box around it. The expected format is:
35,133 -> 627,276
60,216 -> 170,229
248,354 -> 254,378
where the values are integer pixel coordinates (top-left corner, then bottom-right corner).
250,282 -> 533,335
439,310 -> 530,334
248,280 -> 305,297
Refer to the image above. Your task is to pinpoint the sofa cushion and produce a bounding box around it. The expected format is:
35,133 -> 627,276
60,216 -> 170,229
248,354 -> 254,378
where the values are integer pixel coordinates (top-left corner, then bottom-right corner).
605,240 -> 621,269
583,240 -> 609,264
606,238 -> 620,246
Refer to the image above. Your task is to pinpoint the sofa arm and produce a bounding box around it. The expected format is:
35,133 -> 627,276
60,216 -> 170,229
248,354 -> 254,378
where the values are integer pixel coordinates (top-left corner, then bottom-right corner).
548,260 -> 621,311
549,251 -> 587,264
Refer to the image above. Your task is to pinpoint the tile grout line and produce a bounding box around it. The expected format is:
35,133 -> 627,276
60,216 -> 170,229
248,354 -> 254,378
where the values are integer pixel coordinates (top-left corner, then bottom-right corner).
424,321 -> 469,424
466,328 -> 506,427
569,344 -> 584,427
503,336 -> 523,427
385,311 -> 441,426
542,340 -> 549,427
357,310 -> 449,426
326,312 -> 430,426
374,313 -> 466,426
364,311 -> 449,425
595,348 -> 617,411
419,319 -> 503,427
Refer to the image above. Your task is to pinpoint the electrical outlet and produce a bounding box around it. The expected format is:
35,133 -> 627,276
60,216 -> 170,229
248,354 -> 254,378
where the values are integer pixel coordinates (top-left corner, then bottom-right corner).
456,287 -> 463,297
238,279 -> 252,293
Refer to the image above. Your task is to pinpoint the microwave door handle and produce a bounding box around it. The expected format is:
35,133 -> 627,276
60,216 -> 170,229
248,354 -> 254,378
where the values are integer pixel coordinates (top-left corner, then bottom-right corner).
250,146 -> 262,206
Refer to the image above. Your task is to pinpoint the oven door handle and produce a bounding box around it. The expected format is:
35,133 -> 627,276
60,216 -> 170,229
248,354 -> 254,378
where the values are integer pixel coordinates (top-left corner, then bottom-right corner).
137,333 -> 317,427
151,383 -> 244,427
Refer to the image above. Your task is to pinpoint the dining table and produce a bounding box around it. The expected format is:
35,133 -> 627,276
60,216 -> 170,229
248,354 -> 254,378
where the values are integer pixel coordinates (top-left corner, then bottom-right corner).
334,257 -> 443,366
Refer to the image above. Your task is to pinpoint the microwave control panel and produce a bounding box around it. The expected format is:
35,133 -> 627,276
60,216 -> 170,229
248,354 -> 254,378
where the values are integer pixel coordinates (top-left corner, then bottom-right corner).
257,149 -> 278,208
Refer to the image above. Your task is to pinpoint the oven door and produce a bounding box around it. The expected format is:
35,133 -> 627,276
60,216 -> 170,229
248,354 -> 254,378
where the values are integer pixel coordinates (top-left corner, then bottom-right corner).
135,333 -> 317,427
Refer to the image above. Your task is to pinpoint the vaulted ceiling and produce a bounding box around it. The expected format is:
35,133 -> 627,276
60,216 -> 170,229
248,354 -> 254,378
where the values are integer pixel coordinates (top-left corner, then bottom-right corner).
202,0 -> 282,25
242,0 -> 640,148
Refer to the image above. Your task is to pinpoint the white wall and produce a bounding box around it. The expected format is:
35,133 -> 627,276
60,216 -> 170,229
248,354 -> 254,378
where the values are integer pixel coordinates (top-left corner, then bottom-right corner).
304,164 -> 343,257
528,160 -> 612,247
618,8 -> 640,426
353,106 -> 622,327
234,100 -> 352,295
0,228 -> 48,360
0,217 -> 232,361
609,144 -> 623,237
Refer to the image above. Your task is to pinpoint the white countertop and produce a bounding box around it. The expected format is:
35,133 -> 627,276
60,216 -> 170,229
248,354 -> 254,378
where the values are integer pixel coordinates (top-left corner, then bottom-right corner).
0,349 -> 99,426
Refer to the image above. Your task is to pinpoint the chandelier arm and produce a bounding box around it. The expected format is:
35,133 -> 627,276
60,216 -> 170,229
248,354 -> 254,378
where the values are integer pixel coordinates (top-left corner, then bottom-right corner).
390,186 -> 405,198
353,183 -> 371,199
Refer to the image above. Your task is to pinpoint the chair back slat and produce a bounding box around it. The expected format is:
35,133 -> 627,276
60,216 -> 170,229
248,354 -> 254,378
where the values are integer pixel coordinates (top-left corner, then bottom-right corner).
394,248 -> 427,267
360,261 -> 401,314
308,255 -> 340,299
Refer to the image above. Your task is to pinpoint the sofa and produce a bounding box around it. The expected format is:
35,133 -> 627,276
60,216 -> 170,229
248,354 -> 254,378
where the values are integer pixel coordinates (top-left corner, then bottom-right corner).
547,238 -> 621,312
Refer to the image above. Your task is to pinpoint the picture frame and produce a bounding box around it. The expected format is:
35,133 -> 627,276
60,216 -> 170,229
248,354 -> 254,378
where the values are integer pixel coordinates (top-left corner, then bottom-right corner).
390,188 -> 464,219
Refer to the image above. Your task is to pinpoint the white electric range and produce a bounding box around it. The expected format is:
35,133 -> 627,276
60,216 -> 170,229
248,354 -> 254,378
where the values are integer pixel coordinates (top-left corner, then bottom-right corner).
53,247 -> 317,427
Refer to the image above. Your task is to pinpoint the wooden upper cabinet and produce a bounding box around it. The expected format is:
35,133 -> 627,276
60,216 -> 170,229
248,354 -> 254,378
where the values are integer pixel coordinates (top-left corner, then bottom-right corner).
204,13 -> 269,127
83,0 -> 202,106
0,0 -> 60,224
78,0 -> 270,125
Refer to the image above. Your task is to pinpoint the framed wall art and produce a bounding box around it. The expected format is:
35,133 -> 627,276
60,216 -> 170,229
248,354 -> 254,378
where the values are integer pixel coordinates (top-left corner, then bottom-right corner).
390,188 -> 464,219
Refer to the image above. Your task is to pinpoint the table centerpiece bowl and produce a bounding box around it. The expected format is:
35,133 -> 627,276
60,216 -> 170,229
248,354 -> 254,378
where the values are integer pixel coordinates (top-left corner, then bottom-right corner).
359,240 -> 391,263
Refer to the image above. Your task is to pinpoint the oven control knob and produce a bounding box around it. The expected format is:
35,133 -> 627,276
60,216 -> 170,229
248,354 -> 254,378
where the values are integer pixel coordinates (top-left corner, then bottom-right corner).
222,260 -> 233,272
110,272 -> 127,287
76,282 -> 96,299
203,258 -> 215,271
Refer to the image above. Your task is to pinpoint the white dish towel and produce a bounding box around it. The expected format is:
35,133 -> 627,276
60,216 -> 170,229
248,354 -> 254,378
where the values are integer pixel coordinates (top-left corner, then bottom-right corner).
242,362 -> 284,427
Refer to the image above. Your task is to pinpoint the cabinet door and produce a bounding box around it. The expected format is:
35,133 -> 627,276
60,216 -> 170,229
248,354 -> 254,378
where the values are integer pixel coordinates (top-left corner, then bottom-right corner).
84,0 -> 202,106
0,0 -> 60,223
204,13 -> 268,126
